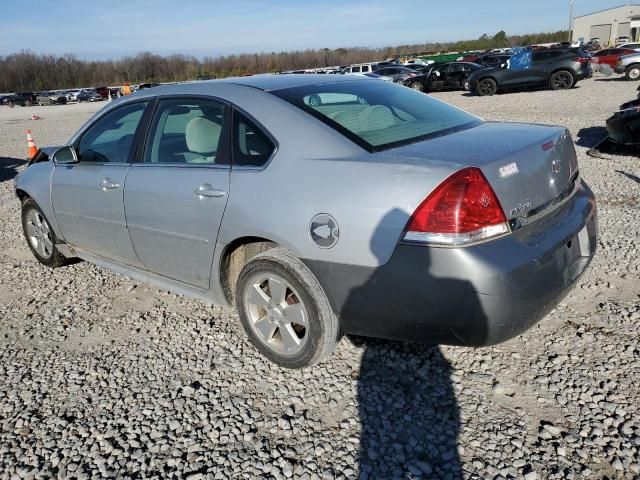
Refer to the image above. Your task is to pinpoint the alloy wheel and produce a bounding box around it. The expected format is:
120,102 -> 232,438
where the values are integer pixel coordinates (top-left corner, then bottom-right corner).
243,273 -> 309,356
629,68 -> 640,80
553,73 -> 572,89
25,210 -> 53,259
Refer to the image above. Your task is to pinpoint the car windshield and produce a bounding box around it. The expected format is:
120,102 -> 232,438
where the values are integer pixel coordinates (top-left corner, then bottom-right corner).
272,80 -> 481,151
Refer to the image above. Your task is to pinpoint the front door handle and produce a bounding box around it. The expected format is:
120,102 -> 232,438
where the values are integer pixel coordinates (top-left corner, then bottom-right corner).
100,178 -> 120,191
194,183 -> 226,198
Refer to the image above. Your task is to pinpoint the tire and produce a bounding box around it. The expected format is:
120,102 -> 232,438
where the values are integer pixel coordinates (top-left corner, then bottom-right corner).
464,80 -> 470,91
235,248 -> 339,368
21,198 -> 68,268
410,82 -> 424,92
476,78 -> 497,96
625,65 -> 640,81
549,70 -> 574,90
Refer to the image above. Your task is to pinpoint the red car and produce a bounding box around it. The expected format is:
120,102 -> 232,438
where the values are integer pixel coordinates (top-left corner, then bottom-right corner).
591,48 -> 636,68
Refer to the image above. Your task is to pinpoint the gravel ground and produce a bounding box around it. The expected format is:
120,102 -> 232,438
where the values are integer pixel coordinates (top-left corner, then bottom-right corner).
0,79 -> 639,480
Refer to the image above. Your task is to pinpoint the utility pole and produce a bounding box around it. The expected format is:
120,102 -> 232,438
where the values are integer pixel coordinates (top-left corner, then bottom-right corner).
568,0 -> 575,42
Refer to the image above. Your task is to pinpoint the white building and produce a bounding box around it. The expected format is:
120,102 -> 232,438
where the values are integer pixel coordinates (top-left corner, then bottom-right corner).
572,4 -> 640,46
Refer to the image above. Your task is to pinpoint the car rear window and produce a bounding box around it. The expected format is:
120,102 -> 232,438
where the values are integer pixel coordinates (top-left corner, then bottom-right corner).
271,80 -> 481,152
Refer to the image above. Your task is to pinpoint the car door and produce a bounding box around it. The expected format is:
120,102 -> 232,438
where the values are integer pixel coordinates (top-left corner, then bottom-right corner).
51,101 -> 150,266
124,97 -> 231,288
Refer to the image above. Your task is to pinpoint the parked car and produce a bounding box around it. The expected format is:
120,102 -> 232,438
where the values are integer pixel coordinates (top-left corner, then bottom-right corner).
343,62 -> 393,75
614,52 -> 640,80
15,75 -> 597,368
372,65 -> 417,83
405,62 -> 484,92
591,48 -> 637,68
616,36 -> 631,46
94,86 -> 110,99
0,94 -> 11,105
7,92 -> 36,107
36,91 -> 68,106
469,48 -> 592,96
76,90 -> 104,102
618,42 -> 640,51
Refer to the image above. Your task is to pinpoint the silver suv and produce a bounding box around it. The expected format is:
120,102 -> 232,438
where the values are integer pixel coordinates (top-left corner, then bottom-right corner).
614,52 -> 640,80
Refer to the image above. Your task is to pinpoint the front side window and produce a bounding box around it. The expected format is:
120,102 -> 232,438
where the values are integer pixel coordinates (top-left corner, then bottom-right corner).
145,98 -> 228,165
233,112 -> 275,167
362,66 -> 370,73
351,66 -> 361,73
78,101 -> 148,163
272,80 -> 481,152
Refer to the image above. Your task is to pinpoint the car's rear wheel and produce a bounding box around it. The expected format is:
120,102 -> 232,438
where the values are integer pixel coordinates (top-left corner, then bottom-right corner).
410,81 -> 423,92
464,80 -> 470,91
235,248 -> 339,368
21,198 -> 68,268
625,65 -> 640,81
549,70 -> 574,90
476,78 -> 497,96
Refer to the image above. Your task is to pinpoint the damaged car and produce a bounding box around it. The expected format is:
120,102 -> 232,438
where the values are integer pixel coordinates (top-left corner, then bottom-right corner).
15,75 -> 597,368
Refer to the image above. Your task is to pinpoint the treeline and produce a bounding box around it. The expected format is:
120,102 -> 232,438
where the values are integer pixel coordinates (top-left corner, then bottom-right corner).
0,30 -> 568,92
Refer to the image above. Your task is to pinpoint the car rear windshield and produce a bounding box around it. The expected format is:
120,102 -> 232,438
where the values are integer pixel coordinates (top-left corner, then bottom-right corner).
271,80 -> 482,152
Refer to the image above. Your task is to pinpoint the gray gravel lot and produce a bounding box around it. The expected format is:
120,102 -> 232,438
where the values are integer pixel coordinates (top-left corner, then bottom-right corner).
0,79 -> 639,479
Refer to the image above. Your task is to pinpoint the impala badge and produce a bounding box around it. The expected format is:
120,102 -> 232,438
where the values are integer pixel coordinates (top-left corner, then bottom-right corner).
552,159 -> 561,174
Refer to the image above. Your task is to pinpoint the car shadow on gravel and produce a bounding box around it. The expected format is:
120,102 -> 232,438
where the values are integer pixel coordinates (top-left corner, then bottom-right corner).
0,157 -> 26,182
336,209 -> 491,478
576,126 -> 608,148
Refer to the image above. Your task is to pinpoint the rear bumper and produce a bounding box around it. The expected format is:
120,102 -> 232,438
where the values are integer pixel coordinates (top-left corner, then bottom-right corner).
305,182 -> 597,346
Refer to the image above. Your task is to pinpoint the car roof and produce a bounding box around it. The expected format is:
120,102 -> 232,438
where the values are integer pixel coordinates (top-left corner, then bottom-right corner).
168,74 -> 368,93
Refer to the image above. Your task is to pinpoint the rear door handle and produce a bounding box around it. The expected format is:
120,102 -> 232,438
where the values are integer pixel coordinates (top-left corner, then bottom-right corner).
194,183 -> 226,198
100,178 -> 120,191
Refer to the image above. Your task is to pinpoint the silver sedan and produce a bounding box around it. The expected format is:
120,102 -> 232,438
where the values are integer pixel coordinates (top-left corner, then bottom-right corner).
16,75 -> 597,368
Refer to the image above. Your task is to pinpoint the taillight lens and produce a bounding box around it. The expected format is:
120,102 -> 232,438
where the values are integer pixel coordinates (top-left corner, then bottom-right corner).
404,167 -> 510,246
576,57 -> 590,64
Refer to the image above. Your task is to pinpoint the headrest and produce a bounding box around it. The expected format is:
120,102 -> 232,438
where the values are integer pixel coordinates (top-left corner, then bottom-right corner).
185,117 -> 221,154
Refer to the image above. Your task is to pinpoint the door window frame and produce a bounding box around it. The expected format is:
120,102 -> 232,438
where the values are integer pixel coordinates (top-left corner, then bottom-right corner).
135,95 -> 233,170
72,100 -> 152,166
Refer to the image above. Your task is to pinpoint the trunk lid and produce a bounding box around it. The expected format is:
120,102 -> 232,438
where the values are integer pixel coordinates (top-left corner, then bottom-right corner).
381,121 -> 579,222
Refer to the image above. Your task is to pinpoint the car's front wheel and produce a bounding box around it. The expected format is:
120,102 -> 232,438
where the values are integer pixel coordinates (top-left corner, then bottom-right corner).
21,198 -> 68,268
409,81 -> 424,92
235,248 -> 339,368
549,70 -> 574,90
476,78 -> 497,96
625,64 -> 640,81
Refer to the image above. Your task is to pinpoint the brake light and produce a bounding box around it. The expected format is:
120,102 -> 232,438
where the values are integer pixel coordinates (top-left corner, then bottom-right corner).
404,167 -> 510,246
576,57 -> 590,64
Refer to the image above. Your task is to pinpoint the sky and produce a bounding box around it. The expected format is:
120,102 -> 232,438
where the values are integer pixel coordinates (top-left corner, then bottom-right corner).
0,0 -> 635,59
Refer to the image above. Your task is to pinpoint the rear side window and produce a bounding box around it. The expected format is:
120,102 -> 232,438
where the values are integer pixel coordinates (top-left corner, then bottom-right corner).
272,80 -> 481,152
233,112 -> 275,167
144,98 -> 228,165
351,66 -> 361,73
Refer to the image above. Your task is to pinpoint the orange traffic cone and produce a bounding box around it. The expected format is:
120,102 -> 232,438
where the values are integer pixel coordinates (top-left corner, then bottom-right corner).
26,129 -> 38,160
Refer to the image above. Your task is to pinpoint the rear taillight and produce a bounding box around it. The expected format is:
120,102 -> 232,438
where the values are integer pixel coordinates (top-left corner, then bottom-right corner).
404,167 -> 510,246
576,57 -> 590,64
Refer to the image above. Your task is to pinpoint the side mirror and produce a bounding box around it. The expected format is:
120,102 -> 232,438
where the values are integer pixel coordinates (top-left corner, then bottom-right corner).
53,145 -> 78,164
